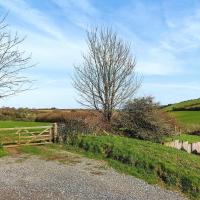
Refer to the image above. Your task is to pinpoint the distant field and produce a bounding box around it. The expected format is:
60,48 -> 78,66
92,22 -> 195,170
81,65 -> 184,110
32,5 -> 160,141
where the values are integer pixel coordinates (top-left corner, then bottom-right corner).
170,111 -> 200,125
164,98 -> 200,111
0,120 -> 50,128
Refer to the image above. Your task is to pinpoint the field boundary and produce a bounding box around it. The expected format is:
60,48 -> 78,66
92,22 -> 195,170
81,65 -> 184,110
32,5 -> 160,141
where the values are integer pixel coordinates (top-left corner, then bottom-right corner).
0,123 -> 58,147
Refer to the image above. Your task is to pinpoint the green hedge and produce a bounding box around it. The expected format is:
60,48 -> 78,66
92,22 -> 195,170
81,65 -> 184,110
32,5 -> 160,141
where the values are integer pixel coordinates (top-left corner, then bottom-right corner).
69,135 -> 200,199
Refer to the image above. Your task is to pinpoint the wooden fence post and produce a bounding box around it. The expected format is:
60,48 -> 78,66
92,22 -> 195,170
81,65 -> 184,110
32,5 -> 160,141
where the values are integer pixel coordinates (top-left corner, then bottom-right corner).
53,123 -> 58,142
18,132 -> 21,145
49,126 -> 53,142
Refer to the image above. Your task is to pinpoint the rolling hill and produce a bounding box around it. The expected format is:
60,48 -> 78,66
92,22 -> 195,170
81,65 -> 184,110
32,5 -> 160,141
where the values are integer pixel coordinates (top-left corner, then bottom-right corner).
164,98 -> 200,111
163,98 -> 200,132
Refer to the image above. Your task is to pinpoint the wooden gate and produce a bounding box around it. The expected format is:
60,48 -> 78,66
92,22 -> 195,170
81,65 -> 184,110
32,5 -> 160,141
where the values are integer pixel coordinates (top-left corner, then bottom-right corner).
0,123 -> 58,147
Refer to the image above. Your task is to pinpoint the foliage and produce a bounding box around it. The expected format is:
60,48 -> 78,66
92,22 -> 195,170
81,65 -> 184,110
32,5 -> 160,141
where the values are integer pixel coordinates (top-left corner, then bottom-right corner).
68,135 -> 200,199
117,97 -> 177,142
35,110 -> 95,123
36,110 -> 113,136
0,107 -> 36,121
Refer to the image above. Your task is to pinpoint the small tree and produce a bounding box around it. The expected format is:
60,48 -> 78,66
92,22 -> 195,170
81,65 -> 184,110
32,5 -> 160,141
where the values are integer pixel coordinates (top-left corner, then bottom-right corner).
73,27 -> 140,122
119,97 -> 177,142
0,15 -> 33,99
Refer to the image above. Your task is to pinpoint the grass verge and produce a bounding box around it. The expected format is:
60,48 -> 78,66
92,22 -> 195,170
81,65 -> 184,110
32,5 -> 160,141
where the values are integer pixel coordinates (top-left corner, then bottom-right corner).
0,146 -> 7,157
67,135 -> 200,200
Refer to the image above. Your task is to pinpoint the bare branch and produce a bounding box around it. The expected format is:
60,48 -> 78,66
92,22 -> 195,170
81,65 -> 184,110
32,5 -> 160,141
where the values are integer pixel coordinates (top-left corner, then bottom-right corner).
0,14 -> 34,99
73,27 -> 141,122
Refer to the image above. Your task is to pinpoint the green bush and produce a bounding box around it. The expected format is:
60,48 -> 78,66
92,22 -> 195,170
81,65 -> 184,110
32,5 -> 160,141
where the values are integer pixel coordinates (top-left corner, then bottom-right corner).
117,97 -> 177,142
68,135 -> 200,199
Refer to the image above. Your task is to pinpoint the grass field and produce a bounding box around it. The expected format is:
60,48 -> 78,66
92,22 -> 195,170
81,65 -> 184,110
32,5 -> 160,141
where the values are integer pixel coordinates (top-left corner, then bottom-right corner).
170,111 -> 200,133
67,135 -> 200,199
170,111 -> 200,125
163,98 -> 200,133
164,98 -> 200,111
0,120 -> 50,128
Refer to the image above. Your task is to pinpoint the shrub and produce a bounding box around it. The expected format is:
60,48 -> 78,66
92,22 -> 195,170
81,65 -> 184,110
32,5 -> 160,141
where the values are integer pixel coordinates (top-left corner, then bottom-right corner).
117,97 -> 177,142
0,107 -> 35,121
35,110 -> 95,123
36,110 -> 114,135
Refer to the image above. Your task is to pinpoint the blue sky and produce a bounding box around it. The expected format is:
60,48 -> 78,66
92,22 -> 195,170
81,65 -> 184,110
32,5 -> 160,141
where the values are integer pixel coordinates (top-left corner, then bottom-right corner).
0,0 -> 199,108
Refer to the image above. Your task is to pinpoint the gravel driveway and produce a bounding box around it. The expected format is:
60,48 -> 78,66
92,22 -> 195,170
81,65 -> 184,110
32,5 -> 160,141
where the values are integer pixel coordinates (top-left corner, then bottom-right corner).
0,151 -> 187,200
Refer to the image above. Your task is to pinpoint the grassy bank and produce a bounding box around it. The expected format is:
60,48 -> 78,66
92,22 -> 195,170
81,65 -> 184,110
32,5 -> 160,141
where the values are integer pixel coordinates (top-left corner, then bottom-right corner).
67,135 -> 200,199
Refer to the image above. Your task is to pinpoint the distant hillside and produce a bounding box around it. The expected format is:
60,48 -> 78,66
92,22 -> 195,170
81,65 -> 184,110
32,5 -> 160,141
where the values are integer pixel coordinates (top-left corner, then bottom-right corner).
164,98 -> 200,111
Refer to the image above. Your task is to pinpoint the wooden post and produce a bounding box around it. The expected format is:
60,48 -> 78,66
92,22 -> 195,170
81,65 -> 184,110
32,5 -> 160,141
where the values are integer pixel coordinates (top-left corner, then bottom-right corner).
174,125 -> 177,133
53,123 -> 58,143
18,130 -> 21,145
16,129 -> 21,144
49,127 -> 52,142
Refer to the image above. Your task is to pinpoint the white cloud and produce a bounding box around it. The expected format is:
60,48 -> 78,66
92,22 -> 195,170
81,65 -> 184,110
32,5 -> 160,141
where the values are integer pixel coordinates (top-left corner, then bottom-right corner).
0,0 -> 65,40
0,0 -> 199,107
51,0 -> 100,29
0,0 -> 87,72
136,47 -> 183,75
161,8 -> 200,52
140,82 -> 200,105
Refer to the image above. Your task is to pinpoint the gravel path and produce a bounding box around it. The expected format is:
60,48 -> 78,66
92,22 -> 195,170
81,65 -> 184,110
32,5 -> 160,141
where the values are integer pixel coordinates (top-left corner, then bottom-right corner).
0,151 -> 187,200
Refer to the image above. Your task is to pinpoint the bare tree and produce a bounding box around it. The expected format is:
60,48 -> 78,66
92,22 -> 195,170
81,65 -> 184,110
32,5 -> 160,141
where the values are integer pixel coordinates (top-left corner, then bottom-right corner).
0,15 -> 33,99
73,27 -> 140,122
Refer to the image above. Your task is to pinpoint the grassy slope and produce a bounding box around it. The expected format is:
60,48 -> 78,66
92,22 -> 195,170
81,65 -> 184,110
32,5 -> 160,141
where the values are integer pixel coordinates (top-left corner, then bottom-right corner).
164,98 -> 200,111
68,135 -> 200,199
170,111 -> 200,128
164,99 -> 200,129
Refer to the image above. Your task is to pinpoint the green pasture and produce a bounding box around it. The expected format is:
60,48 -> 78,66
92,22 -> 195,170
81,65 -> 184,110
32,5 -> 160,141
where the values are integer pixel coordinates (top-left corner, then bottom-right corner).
170,111 -> 200,133
0,120 -> 49,128
164,98 -> 200,111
